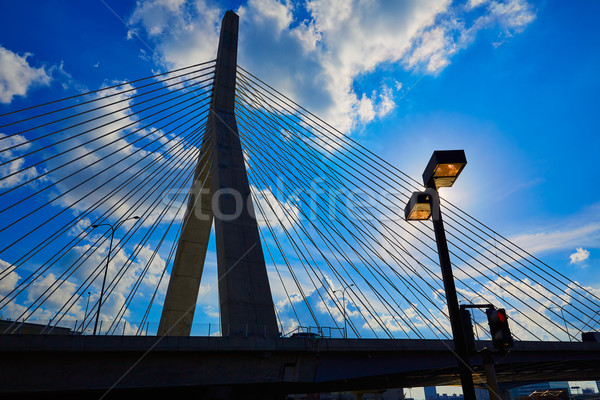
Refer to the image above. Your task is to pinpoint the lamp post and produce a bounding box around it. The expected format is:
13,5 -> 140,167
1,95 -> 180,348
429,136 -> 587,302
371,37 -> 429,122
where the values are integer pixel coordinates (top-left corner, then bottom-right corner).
81,291 -> 91,333
334,283 -> 355,339
91,215 -> 139,335
551,306 -> 572,341
404,150 -> 476,400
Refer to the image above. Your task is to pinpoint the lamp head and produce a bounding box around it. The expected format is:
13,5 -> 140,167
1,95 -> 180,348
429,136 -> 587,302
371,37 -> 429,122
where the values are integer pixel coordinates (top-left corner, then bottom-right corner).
422,150 -> 467,189
404,192 -> 432,221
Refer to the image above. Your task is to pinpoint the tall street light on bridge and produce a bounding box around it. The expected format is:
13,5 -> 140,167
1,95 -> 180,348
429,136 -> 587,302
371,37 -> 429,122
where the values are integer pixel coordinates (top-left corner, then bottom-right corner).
334,283 -> 355,339
404,150 -> 477,400
91,215 -> 140,335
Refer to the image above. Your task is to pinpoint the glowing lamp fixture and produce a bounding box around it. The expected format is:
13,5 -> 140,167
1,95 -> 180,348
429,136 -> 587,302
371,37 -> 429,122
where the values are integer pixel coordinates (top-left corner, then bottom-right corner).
404,192 -> 432,221
422,150 -> 467,189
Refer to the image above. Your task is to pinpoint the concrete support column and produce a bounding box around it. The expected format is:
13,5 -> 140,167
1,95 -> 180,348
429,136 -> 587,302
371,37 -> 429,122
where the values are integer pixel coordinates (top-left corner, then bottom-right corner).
158,11 -> 278,338
209,10 -> 278,338
158,142 -> 213,336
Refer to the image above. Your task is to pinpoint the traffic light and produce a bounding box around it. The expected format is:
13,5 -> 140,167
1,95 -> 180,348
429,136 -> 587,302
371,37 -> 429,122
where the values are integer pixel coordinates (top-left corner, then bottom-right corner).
486,307 -> 513,352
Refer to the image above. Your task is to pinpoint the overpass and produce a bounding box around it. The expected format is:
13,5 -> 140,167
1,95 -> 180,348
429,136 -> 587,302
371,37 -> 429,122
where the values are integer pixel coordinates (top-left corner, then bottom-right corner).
1,335 -> 600,399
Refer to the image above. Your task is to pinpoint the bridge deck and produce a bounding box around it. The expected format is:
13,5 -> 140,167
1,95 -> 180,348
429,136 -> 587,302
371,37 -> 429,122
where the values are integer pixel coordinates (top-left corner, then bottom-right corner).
1,335 -> 599,399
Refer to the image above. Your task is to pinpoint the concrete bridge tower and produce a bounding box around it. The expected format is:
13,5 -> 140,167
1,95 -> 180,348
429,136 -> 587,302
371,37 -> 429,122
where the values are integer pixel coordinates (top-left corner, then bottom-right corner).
158,10 -> 279,338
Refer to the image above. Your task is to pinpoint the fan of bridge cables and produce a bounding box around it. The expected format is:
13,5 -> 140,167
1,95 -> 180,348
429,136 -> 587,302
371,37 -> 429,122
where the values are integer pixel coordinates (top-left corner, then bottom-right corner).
234,67 -> 600,342
0,61 -> 215,335
0,60 -> 599,341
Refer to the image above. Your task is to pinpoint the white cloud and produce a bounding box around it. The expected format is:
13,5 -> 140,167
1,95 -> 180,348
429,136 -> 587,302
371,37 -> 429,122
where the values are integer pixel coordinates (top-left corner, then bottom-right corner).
510,222 -> 600,257
405,25 -> 452,73
128,0 -> 221,66
2,237 -> 173,330
404,0 -> 536,74
0,259 -> 20,295
377,86 -> 396,117
356,93 -> 375,123
0,133 -> 42,189
128,0 -> 536,134
251,184 -> 300,231
468,0 -> 489,9
26,273 -> 78,311
570,248 -> 590,265
243,0 -> 292,32
0,45 -> 52,104
489,0 -> 536,31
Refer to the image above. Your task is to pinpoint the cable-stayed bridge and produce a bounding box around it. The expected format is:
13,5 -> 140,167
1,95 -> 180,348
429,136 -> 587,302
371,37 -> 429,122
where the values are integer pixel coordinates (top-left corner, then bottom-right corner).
0,10 -> 599,400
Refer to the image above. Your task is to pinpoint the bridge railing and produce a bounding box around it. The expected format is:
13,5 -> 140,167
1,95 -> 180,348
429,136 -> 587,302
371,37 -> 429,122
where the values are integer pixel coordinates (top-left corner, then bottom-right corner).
0,318 -> 222,336
1,318 -> 351,338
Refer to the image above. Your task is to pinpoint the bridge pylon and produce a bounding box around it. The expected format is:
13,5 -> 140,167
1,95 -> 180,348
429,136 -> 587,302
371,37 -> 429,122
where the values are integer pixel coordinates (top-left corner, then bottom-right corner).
158,10 -> 279,338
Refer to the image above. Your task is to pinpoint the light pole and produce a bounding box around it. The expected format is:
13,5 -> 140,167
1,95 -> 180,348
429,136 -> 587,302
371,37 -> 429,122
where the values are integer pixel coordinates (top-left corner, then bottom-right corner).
551,306 -> 572,341
404,150 -> 477,400
91,215 -> 139,335
334,283 -> 355,339
81,291 -> 91,333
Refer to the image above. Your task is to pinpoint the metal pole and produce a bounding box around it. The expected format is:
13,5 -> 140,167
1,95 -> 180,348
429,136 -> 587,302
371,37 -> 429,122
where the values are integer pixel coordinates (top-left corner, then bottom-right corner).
429,188 -> 477,400
345,284 -> 354,339
343,290 -> 347,339
482,348 -> 500,400
82,291 -> 90,333
559,307 -> 571,341
335,284 -> 354,339
94,227 -> 114,335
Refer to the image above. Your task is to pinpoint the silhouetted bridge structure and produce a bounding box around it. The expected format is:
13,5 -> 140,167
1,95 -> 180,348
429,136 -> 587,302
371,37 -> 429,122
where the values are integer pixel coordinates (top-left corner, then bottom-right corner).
0,10 -> 599,400
2,336 -> 600,399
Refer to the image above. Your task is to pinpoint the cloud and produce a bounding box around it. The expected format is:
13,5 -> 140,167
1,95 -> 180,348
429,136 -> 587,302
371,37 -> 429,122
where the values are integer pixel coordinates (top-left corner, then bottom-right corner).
404,0 -> 536,74
128,0 -> 536,133
2,235 -> 173,331
128,0 -> 221,66
0,45 -> 52,104
509,222 -> 600,257
489,0 -> 536,31
0,259 -> 20,295
468,0 -> 489,9
251,184 -> 300,231
0,133 -> 42,189
26,273 -> 78,311
570,248 -> 590,265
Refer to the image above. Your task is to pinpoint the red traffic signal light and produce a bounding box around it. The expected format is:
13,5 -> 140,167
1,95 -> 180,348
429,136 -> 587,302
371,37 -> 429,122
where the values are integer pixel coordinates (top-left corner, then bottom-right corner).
486,308 -> 513,351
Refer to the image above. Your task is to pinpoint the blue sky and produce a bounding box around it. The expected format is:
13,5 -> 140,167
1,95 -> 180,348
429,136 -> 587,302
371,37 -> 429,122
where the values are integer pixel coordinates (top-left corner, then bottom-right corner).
1,0 -> 600,393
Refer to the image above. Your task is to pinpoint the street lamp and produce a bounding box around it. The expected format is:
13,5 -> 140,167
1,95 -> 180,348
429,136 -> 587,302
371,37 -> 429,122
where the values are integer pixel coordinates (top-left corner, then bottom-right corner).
404,150 -> 477,400
550,306 -> 572,341
91,215 -> 139,335
81,291 -> 91,333
334,283 -> 355,339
